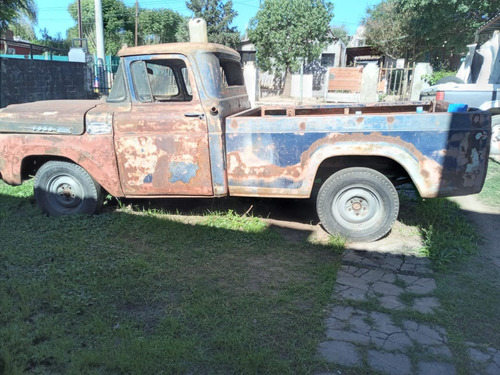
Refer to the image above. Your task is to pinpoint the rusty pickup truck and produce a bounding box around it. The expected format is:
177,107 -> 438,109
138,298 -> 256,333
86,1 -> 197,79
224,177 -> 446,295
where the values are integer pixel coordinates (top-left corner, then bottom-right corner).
0,42 -> 492,242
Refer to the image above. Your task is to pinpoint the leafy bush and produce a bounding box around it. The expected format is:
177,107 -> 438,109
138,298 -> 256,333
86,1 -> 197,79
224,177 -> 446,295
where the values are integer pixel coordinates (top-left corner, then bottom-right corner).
423,70 -> 457,85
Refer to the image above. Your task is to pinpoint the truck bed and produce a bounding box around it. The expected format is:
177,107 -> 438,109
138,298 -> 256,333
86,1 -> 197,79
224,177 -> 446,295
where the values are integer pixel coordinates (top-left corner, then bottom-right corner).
225,101 -> 491,199
230,101 -> 438,118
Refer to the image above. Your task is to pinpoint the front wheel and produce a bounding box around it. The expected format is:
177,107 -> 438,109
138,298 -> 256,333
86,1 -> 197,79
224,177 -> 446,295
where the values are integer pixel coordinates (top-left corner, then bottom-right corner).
34,161 -> 103,216
316,167 -> 399,242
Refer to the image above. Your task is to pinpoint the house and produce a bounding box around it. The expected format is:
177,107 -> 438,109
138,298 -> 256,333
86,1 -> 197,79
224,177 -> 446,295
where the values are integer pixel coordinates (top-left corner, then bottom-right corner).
0,30 -> 46,57
237,36 -> 347,101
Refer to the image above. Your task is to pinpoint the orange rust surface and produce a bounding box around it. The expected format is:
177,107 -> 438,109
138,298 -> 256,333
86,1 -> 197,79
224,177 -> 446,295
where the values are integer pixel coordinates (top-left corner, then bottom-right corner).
113,101 -> 213,196
0,133 -> 123,196
118,42 -> 239,58
226,131 -> 446,198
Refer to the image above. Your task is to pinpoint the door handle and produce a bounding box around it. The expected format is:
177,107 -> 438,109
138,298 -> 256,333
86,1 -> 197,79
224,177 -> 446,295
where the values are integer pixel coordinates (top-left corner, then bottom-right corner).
184,113 -> 205,120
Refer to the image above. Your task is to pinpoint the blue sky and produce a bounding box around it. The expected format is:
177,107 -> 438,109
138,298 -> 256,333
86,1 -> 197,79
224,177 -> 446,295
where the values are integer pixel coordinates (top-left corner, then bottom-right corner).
35,0 -> 381,39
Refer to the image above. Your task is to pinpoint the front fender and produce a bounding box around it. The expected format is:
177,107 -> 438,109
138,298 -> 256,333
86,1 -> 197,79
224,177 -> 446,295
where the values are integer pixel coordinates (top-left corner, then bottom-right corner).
0,134 -> 123,197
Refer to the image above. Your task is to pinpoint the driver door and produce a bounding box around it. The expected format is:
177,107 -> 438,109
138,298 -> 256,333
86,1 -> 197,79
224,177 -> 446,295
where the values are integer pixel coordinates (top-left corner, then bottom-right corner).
113,55 -> 213,196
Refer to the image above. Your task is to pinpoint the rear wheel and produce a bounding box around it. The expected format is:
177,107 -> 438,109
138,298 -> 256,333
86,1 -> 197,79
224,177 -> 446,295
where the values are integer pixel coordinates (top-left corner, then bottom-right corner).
34,161 -> 103,216
316,167 -> 399,242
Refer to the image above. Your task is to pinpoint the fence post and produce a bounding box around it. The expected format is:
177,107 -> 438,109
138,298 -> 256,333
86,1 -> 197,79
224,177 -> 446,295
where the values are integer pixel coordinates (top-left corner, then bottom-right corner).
410,63 -> 433,101
360,63 -> 379,102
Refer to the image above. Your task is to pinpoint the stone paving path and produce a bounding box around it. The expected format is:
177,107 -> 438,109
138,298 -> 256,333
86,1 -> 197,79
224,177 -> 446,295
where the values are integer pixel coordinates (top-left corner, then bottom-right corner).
317,247 -> 500,375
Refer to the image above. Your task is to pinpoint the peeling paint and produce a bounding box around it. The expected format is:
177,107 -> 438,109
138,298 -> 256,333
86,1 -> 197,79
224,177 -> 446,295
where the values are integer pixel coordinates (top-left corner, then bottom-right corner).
169,162 -> 199,183
226,106 -> 491,198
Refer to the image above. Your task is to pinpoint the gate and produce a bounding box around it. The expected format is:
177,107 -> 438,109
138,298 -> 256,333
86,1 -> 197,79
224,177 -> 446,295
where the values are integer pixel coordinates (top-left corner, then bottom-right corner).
91,56 -> 120,95
378,62 -> 414,101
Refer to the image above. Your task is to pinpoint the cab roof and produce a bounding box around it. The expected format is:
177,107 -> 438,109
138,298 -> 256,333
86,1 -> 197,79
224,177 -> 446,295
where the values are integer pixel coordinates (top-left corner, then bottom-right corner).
117,42 -> 240,59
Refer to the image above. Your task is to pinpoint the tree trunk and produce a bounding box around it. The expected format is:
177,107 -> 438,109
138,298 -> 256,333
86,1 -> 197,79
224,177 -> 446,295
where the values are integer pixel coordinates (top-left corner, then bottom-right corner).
282,68 -> 292,97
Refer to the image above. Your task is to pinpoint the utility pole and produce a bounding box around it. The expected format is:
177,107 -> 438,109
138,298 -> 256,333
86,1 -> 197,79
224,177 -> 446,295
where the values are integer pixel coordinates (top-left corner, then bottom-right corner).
94,0 -> 106,93
135,0 -> 139,46
94,0 -> 105,62
77,0 -> 83,47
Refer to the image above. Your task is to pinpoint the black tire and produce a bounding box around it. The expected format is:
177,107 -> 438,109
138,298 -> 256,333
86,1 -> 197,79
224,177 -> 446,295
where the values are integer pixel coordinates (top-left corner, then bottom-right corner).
34,161 -> 103,216
316,167 -> 399,242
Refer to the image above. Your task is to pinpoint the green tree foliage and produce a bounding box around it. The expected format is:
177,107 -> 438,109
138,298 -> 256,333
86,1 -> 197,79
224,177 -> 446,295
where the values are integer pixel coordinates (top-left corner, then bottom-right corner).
364,0 -> 500,67
139,9 -> 183,45
0,0 -> 37,37
37,28 -> 71,50
67,0 -> 183,55
364,1 -> 416,60
67,0 -> 134,55
185,0 -> 240,48
248,0 -> 334,74
331,25 -> 348,44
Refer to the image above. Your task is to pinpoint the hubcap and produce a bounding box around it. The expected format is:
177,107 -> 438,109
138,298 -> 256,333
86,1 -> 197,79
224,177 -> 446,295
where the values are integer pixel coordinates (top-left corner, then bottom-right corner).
331,187 -> 383,231
47,175 -> 84,212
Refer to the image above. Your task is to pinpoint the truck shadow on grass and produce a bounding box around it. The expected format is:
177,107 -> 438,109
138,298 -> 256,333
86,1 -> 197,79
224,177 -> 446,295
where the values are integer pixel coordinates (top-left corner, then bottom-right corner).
110,195 -> 320,225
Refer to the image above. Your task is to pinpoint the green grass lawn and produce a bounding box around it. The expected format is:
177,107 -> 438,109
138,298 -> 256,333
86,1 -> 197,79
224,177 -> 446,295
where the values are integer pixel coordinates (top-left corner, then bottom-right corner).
478,158 -> 500,208
1,159 -> 498,374
0,181 -> 341,374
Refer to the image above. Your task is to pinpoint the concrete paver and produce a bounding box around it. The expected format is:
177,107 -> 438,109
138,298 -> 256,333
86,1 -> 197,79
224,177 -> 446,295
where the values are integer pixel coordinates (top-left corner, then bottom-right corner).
317,341 -> 361,367
367,350 -> 412,375
319,248 -> 452,374
467,343 -> 500,375
417,361 -> 456,375
334,263 -> 439,313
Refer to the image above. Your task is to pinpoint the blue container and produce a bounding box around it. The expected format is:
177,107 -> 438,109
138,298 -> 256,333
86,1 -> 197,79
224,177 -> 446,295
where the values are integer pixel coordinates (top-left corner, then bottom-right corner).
448,103 -> 468,113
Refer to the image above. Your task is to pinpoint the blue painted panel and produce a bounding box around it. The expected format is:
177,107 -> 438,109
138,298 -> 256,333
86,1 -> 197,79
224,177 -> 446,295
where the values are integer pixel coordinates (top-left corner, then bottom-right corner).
168,162 -> 199,184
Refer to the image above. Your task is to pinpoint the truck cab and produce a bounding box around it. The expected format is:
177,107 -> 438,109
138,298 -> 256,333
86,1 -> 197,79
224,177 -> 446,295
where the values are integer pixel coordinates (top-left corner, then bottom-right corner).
109,43 -> 251,197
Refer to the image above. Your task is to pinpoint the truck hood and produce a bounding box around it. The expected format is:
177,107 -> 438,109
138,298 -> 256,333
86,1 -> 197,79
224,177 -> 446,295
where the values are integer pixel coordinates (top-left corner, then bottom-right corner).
0,100 -> 103,135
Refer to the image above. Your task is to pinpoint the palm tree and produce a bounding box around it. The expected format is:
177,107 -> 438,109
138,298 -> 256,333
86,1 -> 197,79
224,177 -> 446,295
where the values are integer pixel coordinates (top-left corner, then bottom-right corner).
0,0 -> 38,39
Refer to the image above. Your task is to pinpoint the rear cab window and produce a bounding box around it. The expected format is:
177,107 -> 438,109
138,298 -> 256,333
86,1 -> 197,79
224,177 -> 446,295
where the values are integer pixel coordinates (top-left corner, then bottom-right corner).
194,51 -> 246,99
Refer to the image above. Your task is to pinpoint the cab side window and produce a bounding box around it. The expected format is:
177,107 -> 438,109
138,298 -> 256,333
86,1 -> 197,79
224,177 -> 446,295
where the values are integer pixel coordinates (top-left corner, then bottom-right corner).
130,59 -> 193,103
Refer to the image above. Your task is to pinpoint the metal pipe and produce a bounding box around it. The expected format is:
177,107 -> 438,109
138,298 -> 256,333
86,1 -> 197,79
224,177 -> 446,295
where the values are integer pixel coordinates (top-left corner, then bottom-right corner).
77,0 -> 83,46
94,0 -> 105,62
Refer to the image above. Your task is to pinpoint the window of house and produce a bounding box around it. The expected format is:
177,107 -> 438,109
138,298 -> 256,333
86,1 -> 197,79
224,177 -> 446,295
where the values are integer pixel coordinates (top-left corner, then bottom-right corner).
321,53 -> 336,67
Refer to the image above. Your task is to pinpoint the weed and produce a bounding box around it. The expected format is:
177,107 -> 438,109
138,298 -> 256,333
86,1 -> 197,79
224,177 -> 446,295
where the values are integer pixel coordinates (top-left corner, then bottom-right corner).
328,235 -> 346,254
410,198 -> 479,270
202,209 -> 268,233
394,277 -> 407,289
